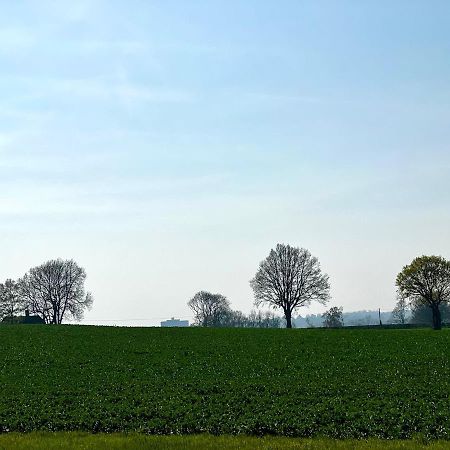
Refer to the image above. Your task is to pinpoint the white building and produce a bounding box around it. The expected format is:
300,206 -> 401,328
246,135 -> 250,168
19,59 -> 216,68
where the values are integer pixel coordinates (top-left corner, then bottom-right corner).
161,318 -> 189,327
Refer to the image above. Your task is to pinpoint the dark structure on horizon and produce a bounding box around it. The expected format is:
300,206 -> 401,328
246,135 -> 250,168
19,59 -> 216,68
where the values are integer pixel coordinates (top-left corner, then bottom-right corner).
1,309 -> 45,325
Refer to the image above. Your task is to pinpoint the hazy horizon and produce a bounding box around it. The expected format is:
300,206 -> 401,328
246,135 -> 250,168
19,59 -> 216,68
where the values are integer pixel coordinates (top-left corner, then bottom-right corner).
1,1 -> 449,326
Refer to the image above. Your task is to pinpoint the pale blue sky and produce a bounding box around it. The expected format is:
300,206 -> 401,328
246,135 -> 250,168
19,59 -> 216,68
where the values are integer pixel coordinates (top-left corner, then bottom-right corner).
1,1 -> 449,325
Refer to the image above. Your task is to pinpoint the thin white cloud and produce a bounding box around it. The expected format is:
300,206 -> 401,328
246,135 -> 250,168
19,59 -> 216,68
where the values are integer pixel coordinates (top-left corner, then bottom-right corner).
0,164 -> 234,218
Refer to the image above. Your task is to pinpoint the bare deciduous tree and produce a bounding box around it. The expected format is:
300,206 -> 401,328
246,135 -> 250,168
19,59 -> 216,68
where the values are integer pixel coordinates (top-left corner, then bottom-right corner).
20,259 -> 93,324
246,310 -> 281,328
188,291 -> 230,327
250,244 -> 330,328
220,309 -> 281,328
396,255 -> 450,330
0,279 -> 24,319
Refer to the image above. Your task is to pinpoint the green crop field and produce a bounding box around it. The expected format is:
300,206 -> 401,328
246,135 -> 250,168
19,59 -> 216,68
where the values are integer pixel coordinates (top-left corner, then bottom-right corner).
0,326 -> 449,440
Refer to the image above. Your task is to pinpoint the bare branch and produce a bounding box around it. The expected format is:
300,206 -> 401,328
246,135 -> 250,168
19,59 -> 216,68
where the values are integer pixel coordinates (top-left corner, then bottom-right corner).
250,244 -> 331,328
19,259 -> 93,324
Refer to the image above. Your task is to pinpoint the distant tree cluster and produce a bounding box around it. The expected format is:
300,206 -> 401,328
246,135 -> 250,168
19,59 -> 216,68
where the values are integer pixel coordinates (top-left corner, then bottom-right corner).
244,244 -> 450,331
322,306 -> 344,328
296,310 -> 392,328
391,298 -> 450,328
410,303 -> 450,325
188,291 -> 230,327
188,243 -> 331,329
0,259 -> 93,325
0,279 -> 23,320
188,291 -> 281,328
391,294 -> 408,325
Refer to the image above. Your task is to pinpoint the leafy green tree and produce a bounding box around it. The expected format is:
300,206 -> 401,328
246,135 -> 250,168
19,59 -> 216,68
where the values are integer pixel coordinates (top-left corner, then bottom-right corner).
322,306 -> 344,327
250,244 -> 330,328
396,255 -> 450,330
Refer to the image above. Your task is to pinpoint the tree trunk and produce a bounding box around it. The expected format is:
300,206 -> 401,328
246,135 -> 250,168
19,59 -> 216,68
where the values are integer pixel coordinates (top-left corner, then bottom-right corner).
285,309 -> 292,329
432,304 -> 442,330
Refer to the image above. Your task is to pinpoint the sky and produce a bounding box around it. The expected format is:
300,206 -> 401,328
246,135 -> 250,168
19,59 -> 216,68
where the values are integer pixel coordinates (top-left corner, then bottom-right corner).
1,0 -> 450,326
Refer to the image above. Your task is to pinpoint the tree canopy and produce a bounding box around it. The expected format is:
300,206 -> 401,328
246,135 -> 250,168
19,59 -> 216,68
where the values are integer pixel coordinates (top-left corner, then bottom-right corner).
188,291 -> 231,327
396,255 -> 450,330
250,244 -> 330,328
391,294 -> 408,325
0,279 -> 24,320
20,259 -> 93,324
322,306 -> 344,328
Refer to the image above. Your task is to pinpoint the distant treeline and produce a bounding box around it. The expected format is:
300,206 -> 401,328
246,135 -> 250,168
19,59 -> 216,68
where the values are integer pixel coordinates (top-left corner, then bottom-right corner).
295,304 -> 450,328
295,310 -> 392,328
188,290 -> 450,330
187,292 -> 281,328
215,309 -> 282,328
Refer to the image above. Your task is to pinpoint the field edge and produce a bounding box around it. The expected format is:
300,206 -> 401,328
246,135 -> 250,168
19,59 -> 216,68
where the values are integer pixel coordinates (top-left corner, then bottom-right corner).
0,433 -> 450,450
